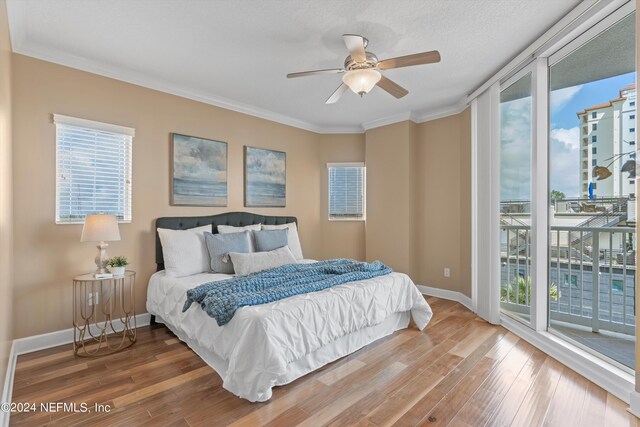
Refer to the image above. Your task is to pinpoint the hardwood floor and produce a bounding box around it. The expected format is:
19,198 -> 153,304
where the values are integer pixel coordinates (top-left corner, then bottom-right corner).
9,297 -> 639,426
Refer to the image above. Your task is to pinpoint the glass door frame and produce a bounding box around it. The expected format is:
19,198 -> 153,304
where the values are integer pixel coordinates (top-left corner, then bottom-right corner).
498,59 -> 549,332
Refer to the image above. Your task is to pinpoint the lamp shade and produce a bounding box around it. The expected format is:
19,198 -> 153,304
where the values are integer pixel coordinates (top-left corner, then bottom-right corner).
81,214 -> 121,242
342,69 -> 381,95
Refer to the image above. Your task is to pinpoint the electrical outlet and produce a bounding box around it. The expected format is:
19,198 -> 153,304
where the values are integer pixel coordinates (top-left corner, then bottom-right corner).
87,291 -> 99,306
444,267 -> 451,278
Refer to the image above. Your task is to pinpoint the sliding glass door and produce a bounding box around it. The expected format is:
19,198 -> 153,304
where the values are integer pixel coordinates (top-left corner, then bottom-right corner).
548,11 -> 636,370
494,6 -> 636,371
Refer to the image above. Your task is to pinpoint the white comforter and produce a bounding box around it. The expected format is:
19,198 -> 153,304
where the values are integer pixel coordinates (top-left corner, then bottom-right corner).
146,266 -> 432,401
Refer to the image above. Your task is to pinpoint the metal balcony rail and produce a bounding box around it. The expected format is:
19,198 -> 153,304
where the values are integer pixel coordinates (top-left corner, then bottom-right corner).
500,223 -> 636,336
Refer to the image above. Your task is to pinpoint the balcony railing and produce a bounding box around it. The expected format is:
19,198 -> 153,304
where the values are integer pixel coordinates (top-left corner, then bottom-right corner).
500,224 -> 636,336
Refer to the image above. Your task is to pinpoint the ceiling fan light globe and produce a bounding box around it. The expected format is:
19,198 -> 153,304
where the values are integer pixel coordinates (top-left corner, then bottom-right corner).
342,69 -> 381,96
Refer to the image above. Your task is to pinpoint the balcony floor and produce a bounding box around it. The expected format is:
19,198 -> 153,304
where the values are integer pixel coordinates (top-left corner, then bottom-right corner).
551,322 -> 635,369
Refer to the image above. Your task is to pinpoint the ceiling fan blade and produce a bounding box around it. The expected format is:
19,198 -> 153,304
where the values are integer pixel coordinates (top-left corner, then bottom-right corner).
376,75 -> 409,99
326,83 -> 349,104
378,50 -> 441,70
287,68 -> 344,78
343,34 -> 366,63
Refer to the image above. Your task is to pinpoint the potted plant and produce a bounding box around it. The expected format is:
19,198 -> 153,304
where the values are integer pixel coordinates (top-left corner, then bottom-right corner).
107,256 -> 128,276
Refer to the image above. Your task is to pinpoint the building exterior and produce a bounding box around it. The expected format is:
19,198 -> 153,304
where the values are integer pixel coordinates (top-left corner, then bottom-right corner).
578,83 -> 636,198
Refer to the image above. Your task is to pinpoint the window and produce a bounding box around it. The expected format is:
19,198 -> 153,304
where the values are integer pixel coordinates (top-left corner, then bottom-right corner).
630,141 -> 636,145
631,101 -> 636,106
592,147 -> 597,154
592,159 -> 597,166
327,162 -> 365,221
55,114 -> 134,224
592,123 -> 598,131
630,180 -> 635,185
564,274 -> 577,287
631,114 -> 636,120
592,112 -> 597,118
612,280 -> 624,292
592,135 -> 597,142
630,128 -> 636,133
592,182 -> 597,189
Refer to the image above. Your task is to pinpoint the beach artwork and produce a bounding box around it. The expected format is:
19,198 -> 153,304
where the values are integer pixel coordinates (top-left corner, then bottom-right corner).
171,133 -> 228,206
244,146 -> 286,207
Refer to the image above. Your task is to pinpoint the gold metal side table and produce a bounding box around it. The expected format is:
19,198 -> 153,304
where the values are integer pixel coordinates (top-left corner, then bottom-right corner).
73,271 -> 137,357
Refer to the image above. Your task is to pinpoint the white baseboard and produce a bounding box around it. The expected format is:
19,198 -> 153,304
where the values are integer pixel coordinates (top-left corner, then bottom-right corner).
0,313 -> 151,427
12,313 -> 151,355
416,285 -> 475,313
501,314 -> 635,405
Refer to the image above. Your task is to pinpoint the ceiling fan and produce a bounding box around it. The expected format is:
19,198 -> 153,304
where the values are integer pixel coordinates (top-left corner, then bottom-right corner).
287,34 -> 441,104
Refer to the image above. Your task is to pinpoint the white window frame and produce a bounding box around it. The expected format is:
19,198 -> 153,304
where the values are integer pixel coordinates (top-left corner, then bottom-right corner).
54,114 -> 134,224
327,162 -> 366,222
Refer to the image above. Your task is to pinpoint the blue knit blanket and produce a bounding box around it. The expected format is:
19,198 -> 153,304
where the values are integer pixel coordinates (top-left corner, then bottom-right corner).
182,259 -> 392,326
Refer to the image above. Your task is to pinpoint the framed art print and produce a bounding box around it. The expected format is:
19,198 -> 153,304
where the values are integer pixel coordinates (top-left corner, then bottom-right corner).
171,133 -> 228,206
244,146 -> 286,207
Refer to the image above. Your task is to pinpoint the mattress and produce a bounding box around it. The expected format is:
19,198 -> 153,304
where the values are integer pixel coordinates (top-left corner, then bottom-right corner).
146,264 -> 432,401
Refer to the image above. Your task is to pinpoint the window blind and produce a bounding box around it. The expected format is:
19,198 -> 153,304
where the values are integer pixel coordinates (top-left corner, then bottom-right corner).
55,115 -> 134,224
328,163 -> 365,220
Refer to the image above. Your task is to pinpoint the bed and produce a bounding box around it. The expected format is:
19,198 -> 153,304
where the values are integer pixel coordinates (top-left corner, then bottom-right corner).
146,212 -> 432,402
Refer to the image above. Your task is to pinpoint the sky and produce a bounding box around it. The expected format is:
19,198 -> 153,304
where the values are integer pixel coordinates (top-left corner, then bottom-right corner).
549,72 -> 636,198
500,72 -> 636,201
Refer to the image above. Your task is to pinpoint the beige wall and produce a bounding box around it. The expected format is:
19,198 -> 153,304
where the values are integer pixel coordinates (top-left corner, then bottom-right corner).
318,134 -> 366,261
12,54 -> 330,338
364,121 -> 413,274
11,54 -> 471,338
363,111 -> 471,296
0,0 -> 12,391
414,109 -> 472,296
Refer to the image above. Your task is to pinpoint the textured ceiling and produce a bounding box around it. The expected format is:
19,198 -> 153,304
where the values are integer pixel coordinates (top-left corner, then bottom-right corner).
7,0 -> 581,132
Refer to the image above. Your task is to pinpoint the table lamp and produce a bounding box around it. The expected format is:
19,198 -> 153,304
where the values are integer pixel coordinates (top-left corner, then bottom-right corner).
81,213 -> 121,275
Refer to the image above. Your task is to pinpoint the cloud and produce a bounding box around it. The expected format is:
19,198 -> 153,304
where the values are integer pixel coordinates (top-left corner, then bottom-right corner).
550,127 -> 580,150
246,148 -> 285,184
550,85 -> 582,111
500,97 -> 532,201
173,135 -> 227,181
550,127 -> 580,197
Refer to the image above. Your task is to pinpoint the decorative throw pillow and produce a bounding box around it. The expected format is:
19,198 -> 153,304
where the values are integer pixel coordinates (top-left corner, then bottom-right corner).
217,223 -> 262,234
157,225 -> 211,278
204,231 -> 252,274
229,246 -> 297,276
261,222 -> 303,260
253,229 -> 289,252
217,223 -> 262,250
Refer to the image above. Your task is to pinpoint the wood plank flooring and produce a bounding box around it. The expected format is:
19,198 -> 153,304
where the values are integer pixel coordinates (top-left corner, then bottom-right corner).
9,297 -> 639,426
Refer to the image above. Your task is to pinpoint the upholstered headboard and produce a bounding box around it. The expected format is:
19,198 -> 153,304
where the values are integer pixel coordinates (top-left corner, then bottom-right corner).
155,211 -> 297,270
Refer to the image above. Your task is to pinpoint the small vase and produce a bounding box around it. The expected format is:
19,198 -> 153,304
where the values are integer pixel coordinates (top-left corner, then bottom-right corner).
111,266 -> 126,276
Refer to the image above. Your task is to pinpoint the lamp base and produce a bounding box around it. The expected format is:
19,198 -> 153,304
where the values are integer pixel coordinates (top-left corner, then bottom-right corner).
95,241 -> 110,274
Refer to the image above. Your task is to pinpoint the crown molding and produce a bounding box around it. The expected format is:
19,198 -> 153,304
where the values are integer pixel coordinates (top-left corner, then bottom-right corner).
412,100 -> 469,123
7,0 -> 465,135
10,41 -> 467,135
361,111 -> 412,131
13,42 -> 341,133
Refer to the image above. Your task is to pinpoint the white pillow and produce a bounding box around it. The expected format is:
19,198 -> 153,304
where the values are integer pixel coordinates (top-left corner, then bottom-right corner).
217,223 -> 261,233
229,246 -> 296,276
261,222 -> 303,260
158,225 -> 211,278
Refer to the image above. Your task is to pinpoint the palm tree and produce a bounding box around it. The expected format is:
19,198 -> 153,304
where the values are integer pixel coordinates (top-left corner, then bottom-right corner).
501,276 -> 559,305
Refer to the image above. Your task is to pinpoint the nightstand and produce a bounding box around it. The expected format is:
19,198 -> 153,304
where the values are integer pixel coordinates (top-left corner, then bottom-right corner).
72,271 -> 137,357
